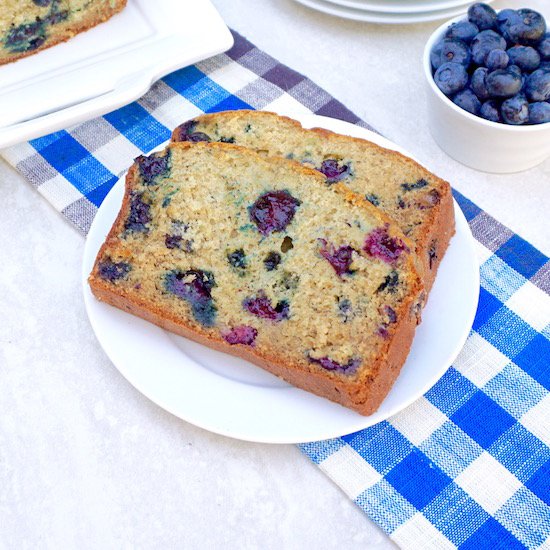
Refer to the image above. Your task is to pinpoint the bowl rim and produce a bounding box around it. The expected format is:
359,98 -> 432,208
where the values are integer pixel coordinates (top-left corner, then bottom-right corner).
423,13 -> 550,133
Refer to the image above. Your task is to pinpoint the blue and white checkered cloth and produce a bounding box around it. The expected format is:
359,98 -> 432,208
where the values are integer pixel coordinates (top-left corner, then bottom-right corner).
2,30 -> 549,550
301,194 -> 550,548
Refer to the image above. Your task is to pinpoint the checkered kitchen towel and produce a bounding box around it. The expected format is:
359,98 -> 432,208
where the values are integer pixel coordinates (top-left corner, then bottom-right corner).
2,30 -> 549,550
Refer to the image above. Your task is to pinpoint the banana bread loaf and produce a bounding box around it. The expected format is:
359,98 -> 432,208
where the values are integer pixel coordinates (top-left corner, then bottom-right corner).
0,0 -> 126,65
88,141 -> 424,415
172,111 -> 455,293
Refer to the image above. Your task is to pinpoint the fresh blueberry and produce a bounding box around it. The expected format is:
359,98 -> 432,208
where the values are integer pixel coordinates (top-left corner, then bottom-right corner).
501,94 -> 530,125
248,190 -> 301,236
377,270 -> 399,293
471,30 -> 506,65
125,193 -> 151,233
318,239 -> 357,277
264,251 -> 281,271
480,99 -> 502,122
135,151 -> 170,184
445,20 -> 479,44
227,249 -> 247,269
486,49 -> 509,71
471,67 -> 490,100
363,226 -> 409,264
173,120 -> 211,143
496,9 -> 522,43
164,269 -> 217,326
539,33 -> 550,61
507,9 -> 547,46
506,46 -> 541,72
520,71 -> 531,91
541,62 -> 550,72
529,102 -> 550,124
453,89 -> 482,115
307,355 -> 361,375
430,39 -> 471,70
434,62 -> 468,96
5,21 -> 47,53
468,3 -> 497,31
525,69 -> 550,102
243,291 -> 289,322
98,259 -> 131,282
485,66 -> 523,98
222,325 -> 258,346
316,159 -> 352,184
401,179 -> 428,191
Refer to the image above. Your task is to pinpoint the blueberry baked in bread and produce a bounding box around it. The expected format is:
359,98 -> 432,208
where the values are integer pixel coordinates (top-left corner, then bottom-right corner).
0,0 -> 127,65
89,142 -> 424,415
172,111 -> 455,293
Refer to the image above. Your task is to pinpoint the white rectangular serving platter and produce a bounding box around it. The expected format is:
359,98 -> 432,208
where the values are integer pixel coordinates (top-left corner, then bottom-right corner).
0,0 -> 233,148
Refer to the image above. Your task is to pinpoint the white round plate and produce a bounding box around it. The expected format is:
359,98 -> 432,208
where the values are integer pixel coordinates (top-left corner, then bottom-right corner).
83,114 -> 479,444
324,0 -> 485,15
293,0 -> 490,23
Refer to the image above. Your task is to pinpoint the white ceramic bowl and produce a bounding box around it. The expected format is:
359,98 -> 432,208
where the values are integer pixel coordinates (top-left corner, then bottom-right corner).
423,14 -> 550,174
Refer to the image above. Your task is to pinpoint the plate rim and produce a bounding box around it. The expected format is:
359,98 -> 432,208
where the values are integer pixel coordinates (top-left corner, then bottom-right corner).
292,0 -> 485,23
320,0 -> 485,15
82,113 -> 480,444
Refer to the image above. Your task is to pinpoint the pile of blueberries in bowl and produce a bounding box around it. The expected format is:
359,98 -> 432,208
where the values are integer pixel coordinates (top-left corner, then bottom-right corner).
430,2 -> 550,125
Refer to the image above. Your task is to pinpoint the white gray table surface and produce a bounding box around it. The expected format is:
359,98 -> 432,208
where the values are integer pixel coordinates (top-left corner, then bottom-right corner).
1,0 -> 549,548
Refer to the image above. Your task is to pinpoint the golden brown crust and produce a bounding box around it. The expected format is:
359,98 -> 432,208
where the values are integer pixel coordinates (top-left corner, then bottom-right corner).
0,1 -> 127,66
172,110 -> 456,295
415,183 -> 455,293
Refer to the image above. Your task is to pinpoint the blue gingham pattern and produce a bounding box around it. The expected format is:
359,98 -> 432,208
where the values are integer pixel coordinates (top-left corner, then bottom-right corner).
301,195 -> 550,548
2,30 -> 549,550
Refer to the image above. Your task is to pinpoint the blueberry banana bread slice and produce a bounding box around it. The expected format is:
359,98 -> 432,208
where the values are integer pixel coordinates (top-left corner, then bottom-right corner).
89,142 -> 424,415
0,0 -> 127,65
172,110 -> 455,293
